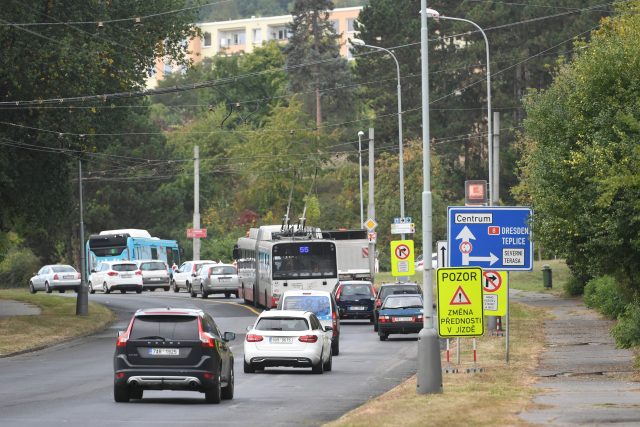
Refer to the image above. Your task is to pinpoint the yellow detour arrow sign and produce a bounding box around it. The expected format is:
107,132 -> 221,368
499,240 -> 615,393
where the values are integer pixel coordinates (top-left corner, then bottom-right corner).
390,240 -> 415,276
437,267 -> 484,337
482,270 -> 508,316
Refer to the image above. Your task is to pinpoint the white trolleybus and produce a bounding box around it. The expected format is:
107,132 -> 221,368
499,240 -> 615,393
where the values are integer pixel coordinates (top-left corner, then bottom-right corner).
233,225 -> 338,309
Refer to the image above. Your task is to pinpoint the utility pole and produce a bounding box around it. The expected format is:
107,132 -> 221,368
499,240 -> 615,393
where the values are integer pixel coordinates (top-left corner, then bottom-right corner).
193,145 -> 200,260
492,112 -> 500,204
367,128 -> 376,277
76,157 -> 88,316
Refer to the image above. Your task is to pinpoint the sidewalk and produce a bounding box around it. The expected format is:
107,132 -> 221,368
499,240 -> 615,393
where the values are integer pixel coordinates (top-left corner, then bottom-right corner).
513,290 -> 640,425
0,300 -> 40,318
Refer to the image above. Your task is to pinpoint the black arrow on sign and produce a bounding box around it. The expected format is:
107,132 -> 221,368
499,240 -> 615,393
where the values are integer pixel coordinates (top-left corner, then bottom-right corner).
485,274 -> 498,288
440,245 -> 446,266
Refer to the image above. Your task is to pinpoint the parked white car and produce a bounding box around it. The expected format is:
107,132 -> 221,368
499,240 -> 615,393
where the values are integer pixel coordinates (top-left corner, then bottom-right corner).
415,253 -> 438,271
88,260 -> 143,294
244,310 -> 333,374
171,260 -> 216,293
136,260 -> 170,291
29,264 -> 81,294
191,264 -> 238,299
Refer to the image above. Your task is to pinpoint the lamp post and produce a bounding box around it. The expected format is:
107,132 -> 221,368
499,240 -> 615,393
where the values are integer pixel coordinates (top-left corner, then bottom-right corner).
358,130 -> 365,228
416,0 -> 443,395
351,38 -> 406,234
425,8 -> 493,206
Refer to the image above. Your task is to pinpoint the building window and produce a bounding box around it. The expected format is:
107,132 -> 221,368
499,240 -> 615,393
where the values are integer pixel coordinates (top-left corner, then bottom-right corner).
347,18 -> 355,32
331,20 -> 340,34
203,32 -> 212,47
253,28 -> 262,44
163,62 -> 172,75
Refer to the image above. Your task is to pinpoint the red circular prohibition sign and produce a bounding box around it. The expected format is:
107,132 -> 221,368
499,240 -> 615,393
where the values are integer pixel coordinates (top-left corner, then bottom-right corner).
395,244 -> 410,260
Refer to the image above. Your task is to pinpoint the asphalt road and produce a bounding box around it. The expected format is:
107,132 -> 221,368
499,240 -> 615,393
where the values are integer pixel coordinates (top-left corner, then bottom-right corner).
0,291 -> 419,427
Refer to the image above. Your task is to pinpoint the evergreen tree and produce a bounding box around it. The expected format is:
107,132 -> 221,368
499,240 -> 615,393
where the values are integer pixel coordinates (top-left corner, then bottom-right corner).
285,0 -> 355,128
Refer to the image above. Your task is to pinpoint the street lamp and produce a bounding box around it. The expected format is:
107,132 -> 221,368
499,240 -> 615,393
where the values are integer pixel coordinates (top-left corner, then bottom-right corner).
424,8 -> 493,205
351,38 -> 407,232
358,130 -> 365,228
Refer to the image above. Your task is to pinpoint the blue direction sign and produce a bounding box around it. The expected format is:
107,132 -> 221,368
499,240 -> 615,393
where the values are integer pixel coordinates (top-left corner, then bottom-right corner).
447,206 -> 533,271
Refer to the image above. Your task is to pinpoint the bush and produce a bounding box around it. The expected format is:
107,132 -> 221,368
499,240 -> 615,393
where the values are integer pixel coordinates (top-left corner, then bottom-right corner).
564,276 -> 585,296
583,275 -> 628,319
0,248 -> 40,289
612,300 -> 640,348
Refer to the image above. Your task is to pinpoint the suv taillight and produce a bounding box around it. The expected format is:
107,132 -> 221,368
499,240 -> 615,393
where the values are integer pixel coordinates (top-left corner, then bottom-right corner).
198,318 -> 216,348
116,317 -> 134,347
107,271 -> 118,276
298,335 -> 318,343
134,270 -> 142,276
246,334 -> 263,342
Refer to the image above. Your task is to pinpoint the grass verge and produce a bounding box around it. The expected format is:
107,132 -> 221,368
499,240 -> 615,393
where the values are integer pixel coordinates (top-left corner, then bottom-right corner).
324,301 -> 546,427
0,289 -> 115,356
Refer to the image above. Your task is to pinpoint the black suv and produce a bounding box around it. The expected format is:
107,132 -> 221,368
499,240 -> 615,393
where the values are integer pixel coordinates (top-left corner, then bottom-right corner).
333,281 -> 376,321
113,308 -> 235,403
373,283 -> 422,331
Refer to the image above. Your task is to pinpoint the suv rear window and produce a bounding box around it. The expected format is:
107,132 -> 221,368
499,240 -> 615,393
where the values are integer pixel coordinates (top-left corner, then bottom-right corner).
130,315 -> 199,340
383,295 -> 423,309
282,296 -> 331,317
340,283 -> 374,299
210,266 -> 236,275
140,262 -> 166,271
256,317 -> 309,331
113,264 -> 137,272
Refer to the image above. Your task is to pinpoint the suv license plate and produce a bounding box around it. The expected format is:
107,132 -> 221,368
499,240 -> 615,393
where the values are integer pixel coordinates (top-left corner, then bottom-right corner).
270,337 -> 293,344
63,275 -> 75,279
121,273 -> 132,278
350,306 -> 366,310
149,348 -> 179,356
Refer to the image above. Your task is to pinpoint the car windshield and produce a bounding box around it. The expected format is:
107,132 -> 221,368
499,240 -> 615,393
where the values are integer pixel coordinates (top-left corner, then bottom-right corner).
255,317 -> 309,331
51,266 -> 76,273
130,315 -> 199,340
112,264 -> 137,272
380,286 -> 420,299
210,266 -> 236,275
383,295 -> 423,309
140,262 -> 166,271
340,284 -> 373,300
282,296 -> 331,317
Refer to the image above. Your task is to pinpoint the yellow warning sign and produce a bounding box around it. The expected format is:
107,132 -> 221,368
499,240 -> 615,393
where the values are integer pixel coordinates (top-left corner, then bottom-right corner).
483,270 -> 508,316
390,240 -> 415,276
437,267 -> 484,337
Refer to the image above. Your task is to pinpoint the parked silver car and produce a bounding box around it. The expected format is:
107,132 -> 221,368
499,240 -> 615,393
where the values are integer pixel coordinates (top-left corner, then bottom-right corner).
136,260 -> 170,291
192,264 -> 239,299
29,264 -> 81,294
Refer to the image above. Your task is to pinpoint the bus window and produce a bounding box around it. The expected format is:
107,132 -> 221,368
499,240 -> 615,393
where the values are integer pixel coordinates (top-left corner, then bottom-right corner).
151,247 -> 158,260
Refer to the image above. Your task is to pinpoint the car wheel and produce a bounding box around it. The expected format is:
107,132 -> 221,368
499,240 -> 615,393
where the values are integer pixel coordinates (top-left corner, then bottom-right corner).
120,290 -> 126,294
243,359 -> 255,374
379,332 -> 388,341
59,289 -> 65,293
135,287 -> 142,294
221,364 -> 234,400
113,383 -> 130,403
29,282 -> 36,294
171,280 -> 179,292
103,282 -> 110,294
201,290 -> 208,299
164,287 -> 170,292
323,350 -> 333,372
88,282 -> 95,294
45,282 -> 52,294
312,353 -> 324,374
204,369 -> 222,404
224,292 -> 231,299
331,338 -> 340,356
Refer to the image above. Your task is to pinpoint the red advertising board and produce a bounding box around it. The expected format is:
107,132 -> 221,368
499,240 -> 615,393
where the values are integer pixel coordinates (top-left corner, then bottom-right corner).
187,228 -> 207,238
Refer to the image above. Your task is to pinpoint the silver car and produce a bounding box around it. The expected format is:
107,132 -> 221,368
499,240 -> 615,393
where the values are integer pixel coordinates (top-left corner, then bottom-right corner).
192,264 -> 239,299
29,264 -> 81,294
136,260 -> 170,291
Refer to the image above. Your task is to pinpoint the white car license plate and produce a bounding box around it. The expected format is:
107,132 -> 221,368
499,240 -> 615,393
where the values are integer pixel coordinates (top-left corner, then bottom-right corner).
148,348 -> 179,356
350,306 -> 366,310
121,273 -> 132,278
150,277 -> 161,281
270,337 -> 293,344
63,275 -> 74,279
219,277 -> 230,282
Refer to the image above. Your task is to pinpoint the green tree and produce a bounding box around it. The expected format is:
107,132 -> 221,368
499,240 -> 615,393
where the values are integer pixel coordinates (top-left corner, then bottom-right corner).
285,0 -> 355,128
517,2 -> 640,292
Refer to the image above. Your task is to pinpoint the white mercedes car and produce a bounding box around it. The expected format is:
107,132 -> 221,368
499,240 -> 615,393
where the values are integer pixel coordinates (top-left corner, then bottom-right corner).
244,310 -> 333,374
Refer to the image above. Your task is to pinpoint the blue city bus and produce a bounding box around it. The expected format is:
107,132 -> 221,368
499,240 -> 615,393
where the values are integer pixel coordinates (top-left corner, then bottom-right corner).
86,229 -> 181,273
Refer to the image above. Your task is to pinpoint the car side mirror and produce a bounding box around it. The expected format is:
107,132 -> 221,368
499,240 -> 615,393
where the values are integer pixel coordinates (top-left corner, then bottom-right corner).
324,326 -> 333,332
191,273 -> 197,277
90,269 -> 96,273
223,331 -> 236,342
